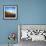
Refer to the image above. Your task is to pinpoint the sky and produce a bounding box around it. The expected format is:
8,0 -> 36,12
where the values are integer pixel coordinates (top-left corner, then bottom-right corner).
5,6 -> 17,14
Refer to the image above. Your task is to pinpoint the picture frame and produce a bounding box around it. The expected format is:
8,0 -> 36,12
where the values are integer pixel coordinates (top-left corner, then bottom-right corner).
3,5 -> 17,20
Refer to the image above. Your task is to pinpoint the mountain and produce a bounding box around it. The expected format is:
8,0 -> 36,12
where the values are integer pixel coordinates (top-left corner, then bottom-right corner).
5,11 -> 16,17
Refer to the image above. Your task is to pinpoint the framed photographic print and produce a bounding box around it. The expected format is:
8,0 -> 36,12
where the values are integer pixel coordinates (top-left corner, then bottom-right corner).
3,5 -> 17,20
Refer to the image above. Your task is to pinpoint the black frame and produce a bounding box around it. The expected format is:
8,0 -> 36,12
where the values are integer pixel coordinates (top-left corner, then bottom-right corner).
3,5 -> 18,20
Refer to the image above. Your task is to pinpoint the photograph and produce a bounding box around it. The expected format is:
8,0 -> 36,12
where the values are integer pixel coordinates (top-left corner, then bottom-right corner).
3,5 -> 17,19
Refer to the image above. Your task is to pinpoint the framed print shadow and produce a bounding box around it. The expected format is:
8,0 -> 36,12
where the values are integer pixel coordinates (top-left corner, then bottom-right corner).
3,5 -> 17,20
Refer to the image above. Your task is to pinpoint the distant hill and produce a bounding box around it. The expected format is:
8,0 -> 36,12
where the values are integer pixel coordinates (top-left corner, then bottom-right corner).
5,11 -> 16,17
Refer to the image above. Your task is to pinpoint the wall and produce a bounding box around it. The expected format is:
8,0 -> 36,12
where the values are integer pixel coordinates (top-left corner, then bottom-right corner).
0,0 -> 46,45
20,0 -> 46,24
0,0 -> 19,44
